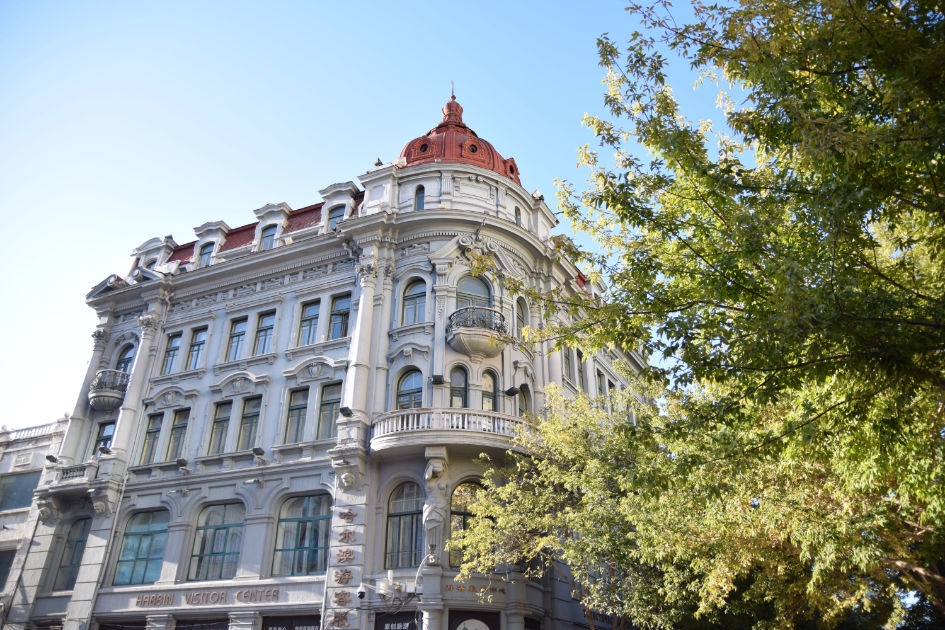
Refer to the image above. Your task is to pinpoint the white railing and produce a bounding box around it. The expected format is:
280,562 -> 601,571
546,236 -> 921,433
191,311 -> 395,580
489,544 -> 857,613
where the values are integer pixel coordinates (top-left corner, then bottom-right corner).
5,422 -> 60,441
372,408 -> 528,440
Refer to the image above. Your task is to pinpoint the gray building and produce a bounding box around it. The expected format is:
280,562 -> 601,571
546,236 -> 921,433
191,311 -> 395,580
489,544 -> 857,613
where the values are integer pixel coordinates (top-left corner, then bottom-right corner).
8,98 -> 642,630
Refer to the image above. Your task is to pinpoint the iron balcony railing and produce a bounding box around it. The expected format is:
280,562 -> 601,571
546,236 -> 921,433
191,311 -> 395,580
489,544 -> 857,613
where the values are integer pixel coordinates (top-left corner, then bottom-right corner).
372,408 -> 528,441
89,369 -> 130,393
446,307 -> 507,335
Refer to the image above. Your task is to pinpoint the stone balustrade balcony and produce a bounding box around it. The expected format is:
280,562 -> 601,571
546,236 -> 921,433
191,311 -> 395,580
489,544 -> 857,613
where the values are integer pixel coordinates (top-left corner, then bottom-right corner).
371,408 -> 528,455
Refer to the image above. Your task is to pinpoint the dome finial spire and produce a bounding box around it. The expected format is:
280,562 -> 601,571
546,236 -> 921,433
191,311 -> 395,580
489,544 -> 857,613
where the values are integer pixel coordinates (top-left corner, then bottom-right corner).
441,86 -> 463,124
450,80 -> 454,100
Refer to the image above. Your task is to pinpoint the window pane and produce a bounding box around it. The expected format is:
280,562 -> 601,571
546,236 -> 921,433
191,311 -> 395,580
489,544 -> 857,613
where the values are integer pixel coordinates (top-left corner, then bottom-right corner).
285,388 -> 308,444
298,301 -> 319,346
0,471 -> 42,511
226,319 -> 247,362
272,494 -> 332,576
329,295 -> 350,339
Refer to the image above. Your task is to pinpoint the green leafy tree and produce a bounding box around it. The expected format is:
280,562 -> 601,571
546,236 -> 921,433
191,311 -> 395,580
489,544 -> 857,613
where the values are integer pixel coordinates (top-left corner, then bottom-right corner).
460,0 -> 945,626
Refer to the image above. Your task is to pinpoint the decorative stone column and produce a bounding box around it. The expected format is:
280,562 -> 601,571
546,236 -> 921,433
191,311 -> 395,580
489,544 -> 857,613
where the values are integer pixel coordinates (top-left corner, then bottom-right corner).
371,260 -> 395,415
158,520 -> 191,583
422,447 -> 449,564
110,312 -> 160,461
342,256 -> 378,418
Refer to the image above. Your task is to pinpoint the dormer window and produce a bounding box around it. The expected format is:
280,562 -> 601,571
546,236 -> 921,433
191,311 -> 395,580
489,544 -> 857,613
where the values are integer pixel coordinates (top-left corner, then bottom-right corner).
414,185 -> 425,210
260,225 -> 277,251
198,243 -> 214,267
328,206 -> 345,231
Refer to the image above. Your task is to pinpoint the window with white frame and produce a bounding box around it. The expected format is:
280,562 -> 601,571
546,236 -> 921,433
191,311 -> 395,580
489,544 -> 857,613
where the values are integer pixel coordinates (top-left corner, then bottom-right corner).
396,370 -> 422,409
165,408 -> 189,461
208,401 -> 231,455
385,482 -> 423,569
450,366 -> 468,408
402,280 -> 426,325
414,185 -> 425,210
327,205 -> 345,231
253,312 -> 276,355
316,383 -> 341,440
297,301 -> 319,346
236,397 -> 261,451
284,388 -> 308,444
140,413 -> 162,464
115,344 -> 135,373
329,294 -> 350,339
198,243 -> 214,267
161,334 -> 181,375
186,327 -> 207,371
226,318 -> 247,362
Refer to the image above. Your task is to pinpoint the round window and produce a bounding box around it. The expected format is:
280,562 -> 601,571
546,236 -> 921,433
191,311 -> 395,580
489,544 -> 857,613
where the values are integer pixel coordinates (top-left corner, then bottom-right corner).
468,144 -> 478,153
419,143 -> 428,152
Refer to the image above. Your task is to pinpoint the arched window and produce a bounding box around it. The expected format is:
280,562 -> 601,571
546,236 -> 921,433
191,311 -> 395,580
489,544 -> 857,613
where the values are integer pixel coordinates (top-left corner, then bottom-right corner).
189,503 -> 245,581
115,345 -> 135,373
54,517 -> 91,590
518,384 -> 531,416
113,510 -> 169,585
516,297 -> 528,339
328,205 -> 345,231
272,494 -> 332,576
260,225 -> 277,250
402,280 -> 426,325
386,482 -> 423,569
514,206 -> 522,226
456,276 -> 491,309
414,185 -> 425,210
198,243 -> 214,267
450,482 -> 482,566
396,370 -> 423,409
481,370 -> 498,412
450,367 -> 468,408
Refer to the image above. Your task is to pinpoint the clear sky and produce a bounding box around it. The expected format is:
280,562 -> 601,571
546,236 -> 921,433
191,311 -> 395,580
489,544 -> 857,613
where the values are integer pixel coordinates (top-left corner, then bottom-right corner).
0,1 -> 711,430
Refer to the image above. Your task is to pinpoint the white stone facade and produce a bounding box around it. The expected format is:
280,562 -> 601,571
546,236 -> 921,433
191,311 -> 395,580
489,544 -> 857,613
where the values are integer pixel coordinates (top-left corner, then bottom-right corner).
9,100 -> 643,630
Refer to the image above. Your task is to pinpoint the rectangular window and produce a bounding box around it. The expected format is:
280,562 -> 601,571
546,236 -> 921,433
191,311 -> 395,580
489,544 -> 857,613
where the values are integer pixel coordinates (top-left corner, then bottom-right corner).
208,401 -> 232,455
576,350 -> 586,391
563,349 -> 573,382
597,370 -> 607,398
199,243 -> 214,267
237,397 -> 262,451
186,327 -> 207,371
0,549 -> 15,591
328,205 -> 345,231
260,225 -> 277,250
53,517 -> 91,591
297,301 -> 320,346
94,422 -> 115,458
113,510 -> 169,585
254,312 -> 276,355
226,318 -> 247,362
0,471 -> 42,511
316,383 -> 341,440
165,409 -> 189,461
329,294 -> 350,340
140,414 -> 162,464
161,334 -> 181,375
284,388 -> 308,444
189,503 -> 244,581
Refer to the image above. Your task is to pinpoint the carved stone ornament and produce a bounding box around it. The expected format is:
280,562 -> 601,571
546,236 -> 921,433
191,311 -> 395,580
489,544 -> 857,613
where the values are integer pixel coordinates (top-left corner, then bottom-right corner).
458,233 -> 499,259
138,314 -> 158,333
89,487 -> 115,516
92,329 -> 106,350
423,457 -> 449,556
355,261 -> 377,281
36,496 -> 59,524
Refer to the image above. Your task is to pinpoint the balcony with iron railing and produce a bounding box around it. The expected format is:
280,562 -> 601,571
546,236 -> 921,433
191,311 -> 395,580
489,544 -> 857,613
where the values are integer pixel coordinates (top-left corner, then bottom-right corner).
371,408 -> 529,454
445,306 -> 507,358
88,369 -> 130,411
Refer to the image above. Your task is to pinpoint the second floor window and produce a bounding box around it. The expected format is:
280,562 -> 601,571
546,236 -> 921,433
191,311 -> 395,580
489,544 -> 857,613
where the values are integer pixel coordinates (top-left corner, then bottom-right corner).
53,518 -> 91,591
576,350 -> 586,392
298,301 -> 319,346
254,312 -> 275,355
396,370 -> 423,409
457,276 -> 491,309
198,243 -> 214,267
114,510 -> 169,585
482,370 -> 498,412
236,397 -> 261,451
166,409 -> 189,461
386,483 -> 423,569
141,414 -> 162,464
208,401 -> 231,455
186,328 -> 207,371
189,503 -> 245,581
162,334 -> 181,375
329,295 -> 350,339
226,319 -> 247,362
450,367 -> 468,408
272,494 -> 331,576
402,281 -> 425,325
260,225 -> 277,250
317,383 -> 341,440
284,388 -> 308,444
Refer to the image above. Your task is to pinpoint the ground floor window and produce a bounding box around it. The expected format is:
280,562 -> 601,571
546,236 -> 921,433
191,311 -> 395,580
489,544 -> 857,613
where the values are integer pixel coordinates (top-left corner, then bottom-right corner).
264,616 -> 320,630
0,549 -> 15,590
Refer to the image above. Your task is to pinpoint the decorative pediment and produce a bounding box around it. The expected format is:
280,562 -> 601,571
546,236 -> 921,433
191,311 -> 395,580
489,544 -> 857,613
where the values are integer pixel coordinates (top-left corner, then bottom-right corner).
428,232 -> 528,282
283,356 -> 348,384
387,342 -> 431,363
209,371 -> 270,396
145,385 -> 201,410
86,274 -> 128,300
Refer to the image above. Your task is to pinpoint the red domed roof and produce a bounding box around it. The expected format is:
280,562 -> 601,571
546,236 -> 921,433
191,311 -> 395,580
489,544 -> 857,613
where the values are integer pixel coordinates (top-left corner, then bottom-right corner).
399,96 -> 521,185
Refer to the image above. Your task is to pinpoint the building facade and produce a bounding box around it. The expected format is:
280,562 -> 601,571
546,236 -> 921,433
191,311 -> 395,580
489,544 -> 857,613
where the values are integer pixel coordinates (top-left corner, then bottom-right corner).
8,97 -> 643,630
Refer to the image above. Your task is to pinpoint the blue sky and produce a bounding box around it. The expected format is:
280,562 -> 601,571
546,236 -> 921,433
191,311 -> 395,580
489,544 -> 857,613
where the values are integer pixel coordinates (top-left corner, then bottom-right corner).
0,1 -> 714,430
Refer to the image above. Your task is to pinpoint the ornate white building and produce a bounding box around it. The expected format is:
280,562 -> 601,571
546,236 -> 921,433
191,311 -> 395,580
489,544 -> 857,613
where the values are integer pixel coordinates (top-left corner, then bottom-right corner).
9,97 -> 642,630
